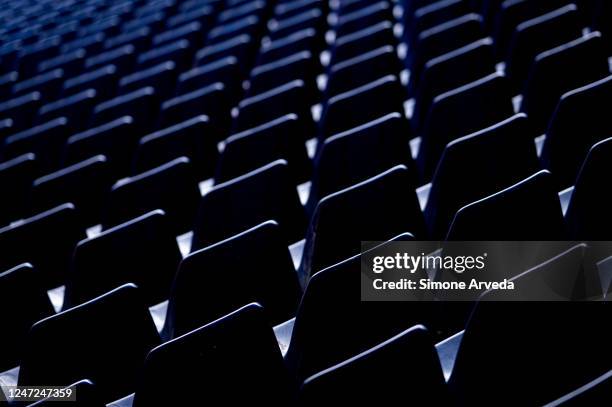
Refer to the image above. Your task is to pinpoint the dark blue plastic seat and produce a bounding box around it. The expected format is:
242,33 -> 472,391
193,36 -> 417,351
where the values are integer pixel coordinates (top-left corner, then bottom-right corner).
37,89 -> 98,131
62,64 -> 119,101
0,203 -> 84,289
320,75 -> 405,139
28,379 -> 106,407
493,0 -> 572,59
137,39 -> 191,70
426,114 -> 540,239
269,9 -> 324,40
64,116 -> 138,178
38,49 -> 87,77
520,32 -> 610,135
85,44 -> 136,72
176,56 -> 240,95
326,45 -> 401,97
118,61 -> 177,100
165,221 -> 300,338
287,234 -> 438,381
30,155 -> 111,225
302,165 -> 426,278
565,137 -> 612,241
18,284 -> 160,403
152,22 -> 204,48
298,325 -> 449,405
195,34 -> 256,67
329,20 -> 395,65
65,210 -> 181,309
416,72 -> 515,180
505,4 -> 582,94
448,244 -> 609,406
160,83 -> 230,132
248,50 -> 319,100
12,68 -> 64,100
446,170 -> 565,240
0,153 -> 37,226
217,114 -> 311,184
334,2 -> 391,38
167,5 -> 215,28
104,27 -> 151,52
104,157 -> 200,235
541,75 -> 612,189
408,0 -> 470,44
92,87 -> 158,133
412,38 -> 496,134
2,117 -> 69,173
409,13 -> 484,88
134,303 -> 295,406
258,28 -> 321,65
234,79 -> 315,135
308,112 -> 416,210
0,263 -> 54,372
207,15 -> 262,44
192,159 -> 307,250
134,115 -> 219,179
0,91 -> 42,131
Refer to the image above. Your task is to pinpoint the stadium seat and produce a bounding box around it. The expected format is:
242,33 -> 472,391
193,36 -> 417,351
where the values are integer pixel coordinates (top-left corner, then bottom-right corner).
104,157 -> 200,234
416,72 -> 514,180
412,38 -> 496,133
565,137 -> 612,241
133,115 -> 219,178
449,244 -> 610,406
192,159 -> 307,249
134,303 -> 296,406
541,75 -> 612,189
30,154 -> 111,225
520,32 -> 610,135
301,165 -> 426,278
308,112 -> 416,210
18,284 -> 160,403
298,325 -> 449,405
0,152 -> 38,226
64,116 -> 138,178
0,203 -> 84,289
28,379 -> 106,407
65,210 -> 181,309
426,113 -> 540,238
164,221 -> 300,338
505,4 -> 582,94
216,113 -> 312,184
0,263 -> 54,372
446,170 -> 565,240
319,75 -> 405,139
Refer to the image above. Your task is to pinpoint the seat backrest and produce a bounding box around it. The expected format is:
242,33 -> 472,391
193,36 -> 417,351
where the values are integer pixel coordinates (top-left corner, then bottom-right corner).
0,152 -> 37,226
308,112 -> 416,210
65,210 -> 181,309
417,72 -> 515,180
298,325 -> 448,405
541,75 -> 612,189
0,263 -> 54,371
192,159 -> 307,250
446,170 -> 565,240
216,113 -> 312,185
449,244 -> 610,405
165,221 -> 300,338
521,32 -> 610,134
0,203 -> 84,289
302,164 -> 426,281
426,113 -> 540,238
134,303 -> 295,406
104,157 -> 200,235
18,284 -> 161,403
565,137 -> 612,241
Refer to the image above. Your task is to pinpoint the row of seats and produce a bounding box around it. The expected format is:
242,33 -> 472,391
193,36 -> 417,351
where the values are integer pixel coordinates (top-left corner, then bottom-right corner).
0,0 -> 610,405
